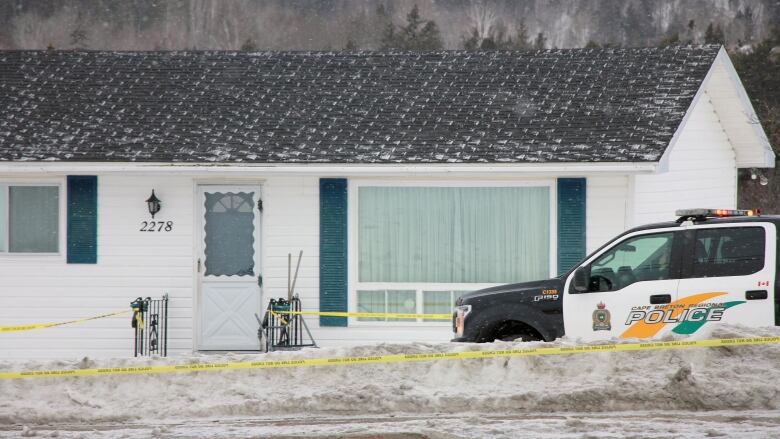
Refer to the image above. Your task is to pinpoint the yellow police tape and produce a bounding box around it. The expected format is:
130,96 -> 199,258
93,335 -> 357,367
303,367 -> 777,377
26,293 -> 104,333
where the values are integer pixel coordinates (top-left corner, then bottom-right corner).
273,310 -> 453,320
1,335 -> 778,380
0,310 -> 130,333
0,310 -> 449,333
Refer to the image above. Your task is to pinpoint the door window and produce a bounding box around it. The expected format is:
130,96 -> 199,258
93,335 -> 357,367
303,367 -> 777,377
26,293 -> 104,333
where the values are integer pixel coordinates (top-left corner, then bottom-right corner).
203,192 -> 256,277
691,227 -> 765,278
588,232 -> 674,292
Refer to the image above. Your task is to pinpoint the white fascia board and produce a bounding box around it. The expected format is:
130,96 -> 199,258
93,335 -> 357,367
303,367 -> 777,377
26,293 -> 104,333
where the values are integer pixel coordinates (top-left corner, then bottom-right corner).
715,47 -> 775,168
656,49 -> 719,174
0,161 -> 659,176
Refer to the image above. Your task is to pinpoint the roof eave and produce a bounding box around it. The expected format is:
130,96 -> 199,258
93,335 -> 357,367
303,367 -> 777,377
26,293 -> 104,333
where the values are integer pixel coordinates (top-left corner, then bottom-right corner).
0,161 -> 660,176
658,46 -> 775,172
713,47 -> 775,168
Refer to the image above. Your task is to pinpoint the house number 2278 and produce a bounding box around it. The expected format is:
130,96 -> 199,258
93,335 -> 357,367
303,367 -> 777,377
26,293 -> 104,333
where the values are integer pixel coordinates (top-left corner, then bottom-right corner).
140,221 -> 173,232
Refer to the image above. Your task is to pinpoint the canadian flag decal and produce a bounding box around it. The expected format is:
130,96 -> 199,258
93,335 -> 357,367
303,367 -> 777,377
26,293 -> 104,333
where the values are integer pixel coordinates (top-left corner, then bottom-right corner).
758,281 -> 770,287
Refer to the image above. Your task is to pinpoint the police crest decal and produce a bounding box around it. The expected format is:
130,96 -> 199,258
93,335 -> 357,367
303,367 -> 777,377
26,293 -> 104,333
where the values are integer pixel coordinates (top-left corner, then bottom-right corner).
592,302 -> 611,331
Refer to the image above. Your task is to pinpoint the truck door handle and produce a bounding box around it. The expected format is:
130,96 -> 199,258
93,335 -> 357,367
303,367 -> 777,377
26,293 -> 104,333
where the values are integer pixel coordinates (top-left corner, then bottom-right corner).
746,290 -> 768,300
649,294 -> 671,304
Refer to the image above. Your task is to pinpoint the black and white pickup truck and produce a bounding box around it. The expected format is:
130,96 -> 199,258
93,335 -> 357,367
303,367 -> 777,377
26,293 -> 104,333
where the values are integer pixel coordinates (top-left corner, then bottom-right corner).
452,209 -> 777,343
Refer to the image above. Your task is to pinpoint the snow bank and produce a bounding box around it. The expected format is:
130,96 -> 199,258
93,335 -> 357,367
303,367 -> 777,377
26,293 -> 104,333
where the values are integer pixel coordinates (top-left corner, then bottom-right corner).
2,324 -> 780,425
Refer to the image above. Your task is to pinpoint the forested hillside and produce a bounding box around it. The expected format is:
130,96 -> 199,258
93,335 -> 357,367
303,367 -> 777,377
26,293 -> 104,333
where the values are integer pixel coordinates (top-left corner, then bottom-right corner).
0,0 -> 776,50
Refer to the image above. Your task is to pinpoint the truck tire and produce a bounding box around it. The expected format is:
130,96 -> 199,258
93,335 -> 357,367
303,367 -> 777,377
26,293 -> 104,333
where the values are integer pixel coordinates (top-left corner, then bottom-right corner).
492,320 -> 544,342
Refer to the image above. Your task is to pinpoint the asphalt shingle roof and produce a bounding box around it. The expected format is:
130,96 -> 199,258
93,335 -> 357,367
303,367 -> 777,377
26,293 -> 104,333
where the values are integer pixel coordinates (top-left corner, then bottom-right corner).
0,46 -> 720,163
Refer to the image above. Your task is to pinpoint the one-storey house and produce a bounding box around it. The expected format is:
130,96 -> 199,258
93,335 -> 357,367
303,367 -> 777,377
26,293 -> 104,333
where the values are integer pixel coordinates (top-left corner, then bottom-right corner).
0,46 -> 773,358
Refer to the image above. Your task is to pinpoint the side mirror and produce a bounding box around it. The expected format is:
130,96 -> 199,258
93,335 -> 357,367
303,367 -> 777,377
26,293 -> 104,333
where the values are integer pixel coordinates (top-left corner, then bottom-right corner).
572,266 -> 591,293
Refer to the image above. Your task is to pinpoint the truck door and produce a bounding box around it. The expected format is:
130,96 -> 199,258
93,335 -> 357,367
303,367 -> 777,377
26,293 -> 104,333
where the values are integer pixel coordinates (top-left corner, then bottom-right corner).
563,228 -> 682,341
674,223 -> 775,335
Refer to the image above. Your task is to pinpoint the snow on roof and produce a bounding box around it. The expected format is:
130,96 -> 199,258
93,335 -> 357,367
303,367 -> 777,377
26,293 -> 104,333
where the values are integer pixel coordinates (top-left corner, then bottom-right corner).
0,47 -> 720,164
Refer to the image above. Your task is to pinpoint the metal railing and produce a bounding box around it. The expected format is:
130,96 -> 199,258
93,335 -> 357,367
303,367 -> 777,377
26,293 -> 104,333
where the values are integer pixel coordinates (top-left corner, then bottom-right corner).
131,294 -> 169,357
259,296 -> 316,352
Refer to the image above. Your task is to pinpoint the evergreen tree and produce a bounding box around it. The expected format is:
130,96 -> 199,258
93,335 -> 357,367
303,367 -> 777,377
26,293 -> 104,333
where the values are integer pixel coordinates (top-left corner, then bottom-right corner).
416,21 -> 442,50
533,32 -> 546,49
381,19 -> 397,49
462,21 -> 531,51
514,22 -> 531,49
686,19 -> 697,43
463,28 -> 480,50
704,22 -> 725,45
380,4 -> 442,50
732,29 -> 780,211
240,38 -> 257,51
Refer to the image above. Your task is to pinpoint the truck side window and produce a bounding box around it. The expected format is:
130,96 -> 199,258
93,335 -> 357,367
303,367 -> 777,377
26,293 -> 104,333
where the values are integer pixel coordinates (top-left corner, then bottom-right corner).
692,227 -> 765,278
589,232 -> 674,292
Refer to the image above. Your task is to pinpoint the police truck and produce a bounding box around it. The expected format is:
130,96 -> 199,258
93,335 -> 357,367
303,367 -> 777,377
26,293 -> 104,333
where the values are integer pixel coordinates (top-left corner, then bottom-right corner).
452,209 -> 776,342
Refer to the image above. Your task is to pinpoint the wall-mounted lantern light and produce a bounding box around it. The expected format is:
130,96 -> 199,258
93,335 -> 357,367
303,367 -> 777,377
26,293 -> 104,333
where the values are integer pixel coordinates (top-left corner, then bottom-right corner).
146,190 -> 161,218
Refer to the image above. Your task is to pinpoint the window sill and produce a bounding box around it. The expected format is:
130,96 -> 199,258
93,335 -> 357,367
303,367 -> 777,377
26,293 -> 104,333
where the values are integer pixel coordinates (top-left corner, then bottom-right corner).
347,319 -> 452,327
0,252 -> 65,261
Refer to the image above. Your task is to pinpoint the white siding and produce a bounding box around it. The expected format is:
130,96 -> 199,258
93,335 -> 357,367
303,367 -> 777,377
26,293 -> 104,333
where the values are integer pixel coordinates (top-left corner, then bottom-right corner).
0,174 -> 457,359
586,176 -> 629,253
707,51 -> 774,168
0,140 -> 735,358
259,176 -> 322,338
631,93 -> 737,226
0,175 -> 196,359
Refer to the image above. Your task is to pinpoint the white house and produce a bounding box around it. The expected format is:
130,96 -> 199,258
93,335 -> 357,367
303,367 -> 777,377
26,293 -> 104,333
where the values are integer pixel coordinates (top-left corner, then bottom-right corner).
0,46 -> 773,359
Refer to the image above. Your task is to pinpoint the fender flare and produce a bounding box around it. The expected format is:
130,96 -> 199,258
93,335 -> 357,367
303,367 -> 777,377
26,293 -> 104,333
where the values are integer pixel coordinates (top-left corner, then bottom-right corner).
465,303 -> 556,342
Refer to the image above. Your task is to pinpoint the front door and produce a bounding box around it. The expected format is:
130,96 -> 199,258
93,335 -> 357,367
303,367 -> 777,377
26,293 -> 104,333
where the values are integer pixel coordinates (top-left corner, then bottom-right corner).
563,228 -> 681,341
197,186 -> 262,350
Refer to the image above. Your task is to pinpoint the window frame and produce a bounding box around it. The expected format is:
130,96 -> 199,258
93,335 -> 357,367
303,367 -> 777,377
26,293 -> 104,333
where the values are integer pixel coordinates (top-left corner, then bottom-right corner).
586,230 -> 677,293
681,223 -> 771,280
0,178 -> 66,259
347,178 -> 557,326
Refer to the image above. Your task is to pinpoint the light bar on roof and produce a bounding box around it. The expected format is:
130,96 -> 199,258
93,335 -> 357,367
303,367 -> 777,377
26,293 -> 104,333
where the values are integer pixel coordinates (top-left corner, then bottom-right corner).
675,208 -> 760,218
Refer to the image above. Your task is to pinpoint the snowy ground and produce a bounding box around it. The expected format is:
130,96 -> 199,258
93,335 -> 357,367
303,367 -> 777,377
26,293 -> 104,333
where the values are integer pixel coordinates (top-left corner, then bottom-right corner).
4,411 -> 780,438
3,325 -> 780,438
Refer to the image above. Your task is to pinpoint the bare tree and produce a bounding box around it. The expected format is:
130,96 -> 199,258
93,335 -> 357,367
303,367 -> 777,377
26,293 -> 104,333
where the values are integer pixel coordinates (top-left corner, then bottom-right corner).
465,0 -> 501,43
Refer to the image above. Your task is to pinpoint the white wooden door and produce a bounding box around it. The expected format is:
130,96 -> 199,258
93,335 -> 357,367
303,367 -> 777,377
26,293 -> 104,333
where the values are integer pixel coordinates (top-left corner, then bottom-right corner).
197,186 -> 262,350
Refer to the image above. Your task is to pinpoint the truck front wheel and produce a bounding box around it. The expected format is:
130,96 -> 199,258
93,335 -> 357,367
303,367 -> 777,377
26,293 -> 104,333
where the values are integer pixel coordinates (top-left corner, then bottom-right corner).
490,320 -> 543,342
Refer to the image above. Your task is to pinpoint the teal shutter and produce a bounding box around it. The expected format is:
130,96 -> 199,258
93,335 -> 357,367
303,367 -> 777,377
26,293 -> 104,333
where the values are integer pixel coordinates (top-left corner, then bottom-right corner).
67,176 -> 98,264
557,178 -> 586,275
319,178 -> 348,327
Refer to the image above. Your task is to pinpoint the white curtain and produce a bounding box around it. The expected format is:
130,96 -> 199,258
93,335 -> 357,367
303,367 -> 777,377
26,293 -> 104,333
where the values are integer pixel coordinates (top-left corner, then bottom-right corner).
9,186 -> 59,253
358,186 -> 550,283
